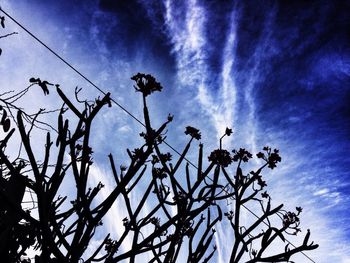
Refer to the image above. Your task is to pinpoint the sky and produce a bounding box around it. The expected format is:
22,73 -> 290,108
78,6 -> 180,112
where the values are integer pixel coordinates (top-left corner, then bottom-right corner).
1,0 -> 350,262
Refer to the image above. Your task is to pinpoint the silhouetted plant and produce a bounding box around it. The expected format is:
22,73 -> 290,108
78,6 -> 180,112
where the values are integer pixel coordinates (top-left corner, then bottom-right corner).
0,71 -> 318,263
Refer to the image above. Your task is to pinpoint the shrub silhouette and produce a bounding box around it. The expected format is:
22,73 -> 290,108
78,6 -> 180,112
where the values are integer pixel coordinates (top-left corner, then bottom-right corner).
0,9 -> 319,262
0,72 -> 318,262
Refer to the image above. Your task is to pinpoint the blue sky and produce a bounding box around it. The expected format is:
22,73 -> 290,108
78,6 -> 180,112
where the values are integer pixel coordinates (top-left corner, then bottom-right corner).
1,0 -> 350,262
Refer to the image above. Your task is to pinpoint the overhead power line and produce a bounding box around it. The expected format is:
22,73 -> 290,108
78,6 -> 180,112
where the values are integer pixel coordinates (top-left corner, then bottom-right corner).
0,6 -> 316,263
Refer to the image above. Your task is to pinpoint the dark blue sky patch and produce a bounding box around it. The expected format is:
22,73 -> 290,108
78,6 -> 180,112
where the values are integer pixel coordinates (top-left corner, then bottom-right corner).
98,0 -> 174,66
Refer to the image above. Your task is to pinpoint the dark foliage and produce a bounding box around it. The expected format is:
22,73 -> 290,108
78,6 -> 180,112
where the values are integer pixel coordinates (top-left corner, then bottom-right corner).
0,72 -> 318,262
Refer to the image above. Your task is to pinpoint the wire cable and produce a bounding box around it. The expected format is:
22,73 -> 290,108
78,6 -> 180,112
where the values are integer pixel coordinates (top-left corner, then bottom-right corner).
0,6 -> 316,263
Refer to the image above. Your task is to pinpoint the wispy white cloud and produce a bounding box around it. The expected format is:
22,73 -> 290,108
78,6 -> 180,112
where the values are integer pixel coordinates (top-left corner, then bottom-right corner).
163,1 -> 350,261
164,0 -> 237,142
164,0 -> 207,87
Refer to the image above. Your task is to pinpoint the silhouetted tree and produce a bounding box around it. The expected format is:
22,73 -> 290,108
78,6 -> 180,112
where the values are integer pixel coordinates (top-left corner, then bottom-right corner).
0,73 -> 318,263
0,19 -> 318,261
